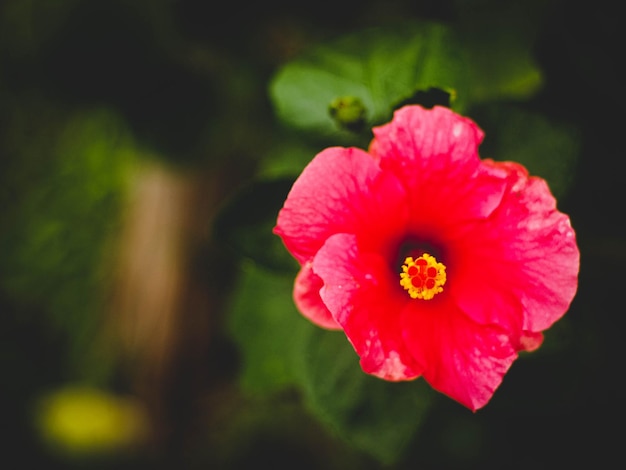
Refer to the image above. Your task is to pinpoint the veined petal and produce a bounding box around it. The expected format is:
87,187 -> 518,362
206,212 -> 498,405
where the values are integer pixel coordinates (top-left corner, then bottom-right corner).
371,106 -> 506,230
313,233 -> 422,381
447,273 -> 526,347
452,160 -> 579,334
401,300 -> 517,411
293,261 -> 341,330
274,147 -> 408,264
371,106 -> 485,173
407,162 -> 509,240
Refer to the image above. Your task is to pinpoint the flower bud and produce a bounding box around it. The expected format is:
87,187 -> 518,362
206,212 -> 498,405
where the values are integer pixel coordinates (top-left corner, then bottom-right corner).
328,96 -> 367,132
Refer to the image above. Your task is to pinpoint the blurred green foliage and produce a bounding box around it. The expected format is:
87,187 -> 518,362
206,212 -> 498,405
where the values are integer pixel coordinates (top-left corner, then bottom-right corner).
228,263 -> 306,394
0,99 -> 134,375
293,326 -> 435,465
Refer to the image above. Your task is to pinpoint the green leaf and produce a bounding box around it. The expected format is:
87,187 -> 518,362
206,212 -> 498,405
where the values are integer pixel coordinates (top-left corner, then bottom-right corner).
213,177 -> 299,273
227,262 -> 312,395
269,21 -> 465,144
269,16 -> 547,143
294,327 -> 434,465
328,96 -> 368,133
459,29 -> 543,105
473,104 -> 581,199
228,262 -> 434,463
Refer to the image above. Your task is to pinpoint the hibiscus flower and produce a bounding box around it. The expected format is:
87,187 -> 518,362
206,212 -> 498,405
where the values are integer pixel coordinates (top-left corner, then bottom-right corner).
274,105 -> 579,410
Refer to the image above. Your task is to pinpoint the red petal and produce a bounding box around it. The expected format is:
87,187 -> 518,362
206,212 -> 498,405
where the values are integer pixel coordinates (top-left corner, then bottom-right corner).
313,233 -> 422,381
371,106 -> 485,175
451,160 -> 579,335
274,147 -> 408,264
371,105 -> 507,236
401,299 -> 517,411
293,262 -> 341,330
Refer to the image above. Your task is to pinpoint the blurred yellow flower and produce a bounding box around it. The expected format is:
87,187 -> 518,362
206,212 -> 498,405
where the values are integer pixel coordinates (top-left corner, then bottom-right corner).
36,385 -> 147,456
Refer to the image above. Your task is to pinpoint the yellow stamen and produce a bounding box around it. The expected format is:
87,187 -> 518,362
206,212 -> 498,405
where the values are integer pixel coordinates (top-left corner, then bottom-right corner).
400,253 -> 446,300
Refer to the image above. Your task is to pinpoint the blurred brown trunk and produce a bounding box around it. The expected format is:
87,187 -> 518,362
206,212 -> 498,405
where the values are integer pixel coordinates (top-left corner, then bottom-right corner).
107,159 -> 242,459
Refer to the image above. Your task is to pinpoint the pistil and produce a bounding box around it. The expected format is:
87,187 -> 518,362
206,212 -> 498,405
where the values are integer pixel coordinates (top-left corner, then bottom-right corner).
400,253 -> 446,300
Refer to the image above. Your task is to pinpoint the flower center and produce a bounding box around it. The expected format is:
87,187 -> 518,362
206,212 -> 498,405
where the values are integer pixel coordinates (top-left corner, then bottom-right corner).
400,253 -> 446,300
